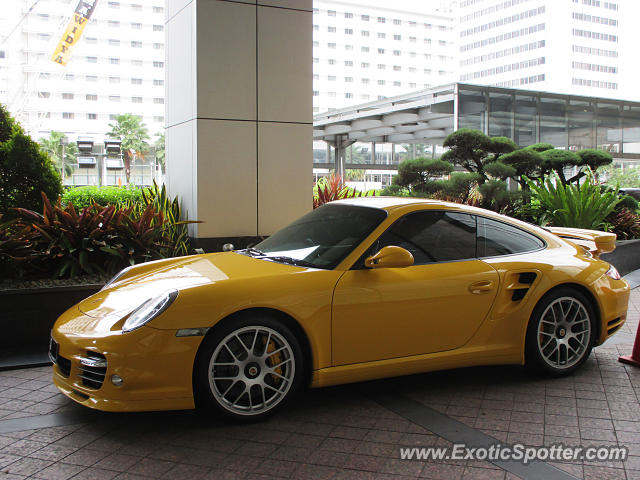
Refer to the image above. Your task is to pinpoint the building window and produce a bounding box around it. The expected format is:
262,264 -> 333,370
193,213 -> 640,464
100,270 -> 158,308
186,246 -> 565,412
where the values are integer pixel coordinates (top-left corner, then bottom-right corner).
394,34 -> 401,41
378,32 -> 386,39
109,114 -> 117,120
393,50 -> 401,56
154,116 -> 165,123
132,97 -> 142,103
109,58 -> 119,64
361,14 -> 369,21
439,40 -> 446,46
109,95 -> 120,102
313,57 -> 319,63
86,56 -> 97,63
87,113 -> 97,120
361,62 -> 370,68
345,77 -> 353,82
62,112 -> 74,119
153,61 -> 164,68
132,60 -> 143,66
345,12 -> 353,18
328,43 -> 336,49
313,90 -> 319,96
153,43 -> 163,49
313,41 -> 319,47
313,74 -> 319,80
109,76 -> 120,83
108,39 -> 120,46
108,20 -> 120,27
62,93 -> 74,99
393,65 -> 401,71
131,22 -> 142,29
345,28 -> 353,34
377,64 -> 386,69
345,93 -> 353,98
328,26 -> 336,32
64,74 -> 74,80
393,19 -> 401,25
362,78 -> 370,84
153,6 -> 163,13
108,1 -> 119,7
328,59 -> 336,65
313,25 -> 319,31
131,4 -> 142,11
378,17 -> 385,23
38,92 -> 50,98
378,80 -> 385,85
362,30 -> 370,37
153,79 -> 164,86
86,94 -> 97,101
37,33 -> 51,41
328,10 -> 336,16
131,41 -> 142,48
328,75 -> 336,81
393,81 -> 401,86
378,48 -> 385,54
344,60 -> 353,66
153,25 -> 164,32
86,75 -> 97,81
345,45 -> 353,51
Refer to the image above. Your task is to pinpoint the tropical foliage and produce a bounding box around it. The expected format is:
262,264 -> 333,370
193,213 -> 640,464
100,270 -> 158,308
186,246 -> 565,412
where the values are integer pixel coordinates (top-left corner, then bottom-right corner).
38,131 -> 78,178
313,174 -> 375,209
62,185 -> 143,210
107,114 -> 150,184
526,170 -> 620,229
0,104 -> 62,217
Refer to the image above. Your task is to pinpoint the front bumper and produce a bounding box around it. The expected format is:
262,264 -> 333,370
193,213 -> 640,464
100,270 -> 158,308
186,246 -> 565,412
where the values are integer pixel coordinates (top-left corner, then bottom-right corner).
51,308 -> 203,412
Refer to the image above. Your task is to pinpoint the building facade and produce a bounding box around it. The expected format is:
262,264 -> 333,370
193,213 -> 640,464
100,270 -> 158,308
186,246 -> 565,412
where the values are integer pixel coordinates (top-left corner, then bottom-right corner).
0,0 -> 166,144
457,0 -> 640,101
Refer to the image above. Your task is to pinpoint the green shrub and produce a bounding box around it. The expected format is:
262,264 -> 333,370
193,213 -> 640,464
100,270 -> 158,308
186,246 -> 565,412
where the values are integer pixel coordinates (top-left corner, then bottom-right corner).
0,105 -> 62,216
526,170 -> 619,229
62,185 -> 143,210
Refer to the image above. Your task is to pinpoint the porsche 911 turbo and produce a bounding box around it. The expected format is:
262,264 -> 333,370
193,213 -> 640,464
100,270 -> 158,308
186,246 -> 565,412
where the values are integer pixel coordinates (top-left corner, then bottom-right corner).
50,197 -> 630,420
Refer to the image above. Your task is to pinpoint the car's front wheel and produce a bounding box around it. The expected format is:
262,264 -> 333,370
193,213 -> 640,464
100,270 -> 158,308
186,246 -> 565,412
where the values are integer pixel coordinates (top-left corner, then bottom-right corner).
195,315 -> 304,421
525,287 -> 596,376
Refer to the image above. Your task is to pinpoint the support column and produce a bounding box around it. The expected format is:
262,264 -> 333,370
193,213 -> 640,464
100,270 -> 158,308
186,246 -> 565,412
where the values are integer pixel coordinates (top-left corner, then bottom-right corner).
166,0 -> 312,251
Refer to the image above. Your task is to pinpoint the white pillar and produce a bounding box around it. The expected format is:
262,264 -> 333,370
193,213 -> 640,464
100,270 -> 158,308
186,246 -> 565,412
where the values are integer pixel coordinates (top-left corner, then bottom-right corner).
166,0 -> 312,249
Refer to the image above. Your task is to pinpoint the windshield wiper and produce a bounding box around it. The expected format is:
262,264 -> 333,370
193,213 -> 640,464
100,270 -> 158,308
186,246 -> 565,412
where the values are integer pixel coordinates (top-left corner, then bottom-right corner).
238,247 -> 266,257
263,255 -> 317,268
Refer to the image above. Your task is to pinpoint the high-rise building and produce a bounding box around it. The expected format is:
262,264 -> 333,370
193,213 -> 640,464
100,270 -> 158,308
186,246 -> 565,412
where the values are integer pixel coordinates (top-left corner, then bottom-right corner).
457,0 -> 640,101
312,0 -> 457,114
0,0 -> 166,143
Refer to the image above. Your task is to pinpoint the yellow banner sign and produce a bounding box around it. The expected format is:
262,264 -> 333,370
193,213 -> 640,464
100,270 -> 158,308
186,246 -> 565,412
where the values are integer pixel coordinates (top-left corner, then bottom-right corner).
51,0 -> 98,66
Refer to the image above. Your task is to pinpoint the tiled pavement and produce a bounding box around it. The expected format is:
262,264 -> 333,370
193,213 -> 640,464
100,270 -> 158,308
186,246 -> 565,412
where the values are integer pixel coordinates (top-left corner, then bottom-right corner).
1,288 -> 640,479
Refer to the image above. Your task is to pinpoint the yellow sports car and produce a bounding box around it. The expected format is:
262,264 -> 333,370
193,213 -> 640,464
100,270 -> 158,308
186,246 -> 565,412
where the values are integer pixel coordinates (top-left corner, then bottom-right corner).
50,198 -> 630,420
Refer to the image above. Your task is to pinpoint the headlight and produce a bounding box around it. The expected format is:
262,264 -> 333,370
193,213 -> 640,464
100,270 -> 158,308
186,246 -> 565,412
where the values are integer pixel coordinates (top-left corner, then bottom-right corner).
606,265 -> 621,280
122,290 -> 178,333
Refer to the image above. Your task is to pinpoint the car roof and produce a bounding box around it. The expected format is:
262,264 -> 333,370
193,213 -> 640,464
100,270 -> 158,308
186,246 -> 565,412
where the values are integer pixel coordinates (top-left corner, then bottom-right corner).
332,196 -> 473,212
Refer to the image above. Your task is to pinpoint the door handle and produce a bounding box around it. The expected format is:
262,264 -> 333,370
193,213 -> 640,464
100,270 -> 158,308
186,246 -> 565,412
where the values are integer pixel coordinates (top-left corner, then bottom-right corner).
468,281 -> 494,294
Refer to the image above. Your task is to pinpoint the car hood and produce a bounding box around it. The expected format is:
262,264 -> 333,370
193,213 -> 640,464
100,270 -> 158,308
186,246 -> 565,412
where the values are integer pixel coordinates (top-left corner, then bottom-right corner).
76,252 -> 307,319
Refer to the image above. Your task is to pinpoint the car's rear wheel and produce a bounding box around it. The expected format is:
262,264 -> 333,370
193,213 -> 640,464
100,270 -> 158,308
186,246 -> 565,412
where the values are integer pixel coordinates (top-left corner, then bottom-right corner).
526,287 -> 596,376
195,315 -> 304,421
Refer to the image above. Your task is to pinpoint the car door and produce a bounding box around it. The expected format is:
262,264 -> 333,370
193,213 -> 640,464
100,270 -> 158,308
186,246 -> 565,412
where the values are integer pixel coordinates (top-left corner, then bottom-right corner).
332,210 -> 499,366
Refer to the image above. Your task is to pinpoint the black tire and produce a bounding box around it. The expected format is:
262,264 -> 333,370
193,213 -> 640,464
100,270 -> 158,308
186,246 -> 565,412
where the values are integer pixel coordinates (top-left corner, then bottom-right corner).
525,287 -> 597,376
194,313 -> 304,421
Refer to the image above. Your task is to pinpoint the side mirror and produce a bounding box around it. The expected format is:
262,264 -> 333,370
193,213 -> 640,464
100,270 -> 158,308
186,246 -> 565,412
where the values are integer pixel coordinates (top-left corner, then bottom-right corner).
364,246 -> 414,269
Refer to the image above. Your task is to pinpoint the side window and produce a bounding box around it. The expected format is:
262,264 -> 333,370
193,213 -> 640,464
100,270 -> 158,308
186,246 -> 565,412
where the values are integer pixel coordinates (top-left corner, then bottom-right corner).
374,211 -> 476,264
477,217 -> 544,257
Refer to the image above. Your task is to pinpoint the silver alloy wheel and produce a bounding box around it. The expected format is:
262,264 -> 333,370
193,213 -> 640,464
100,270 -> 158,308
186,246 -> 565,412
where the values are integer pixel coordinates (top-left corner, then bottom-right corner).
208,326 -> 295,416
536,296 -> 591,370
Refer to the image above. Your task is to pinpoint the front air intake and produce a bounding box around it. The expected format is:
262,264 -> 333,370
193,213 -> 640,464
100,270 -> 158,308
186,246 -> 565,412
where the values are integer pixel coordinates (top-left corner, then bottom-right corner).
78,352 -> 107,390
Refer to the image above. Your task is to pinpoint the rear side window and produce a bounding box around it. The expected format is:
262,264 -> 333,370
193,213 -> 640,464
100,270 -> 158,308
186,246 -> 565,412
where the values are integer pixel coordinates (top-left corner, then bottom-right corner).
375,211 -> 476,264
477,217 -> 544,257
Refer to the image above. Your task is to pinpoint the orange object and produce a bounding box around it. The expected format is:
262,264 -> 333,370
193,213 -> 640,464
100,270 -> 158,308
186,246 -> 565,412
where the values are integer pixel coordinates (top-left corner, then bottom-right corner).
619,323 -> 640,367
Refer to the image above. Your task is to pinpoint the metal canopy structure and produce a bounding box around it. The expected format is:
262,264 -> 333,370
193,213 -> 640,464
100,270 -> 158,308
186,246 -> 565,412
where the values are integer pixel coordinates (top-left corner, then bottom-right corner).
313,83 -> 640,178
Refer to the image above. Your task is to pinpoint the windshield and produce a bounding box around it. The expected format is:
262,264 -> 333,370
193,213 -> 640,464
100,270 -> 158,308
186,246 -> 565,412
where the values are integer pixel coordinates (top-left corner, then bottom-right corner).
251,204 -> 388,269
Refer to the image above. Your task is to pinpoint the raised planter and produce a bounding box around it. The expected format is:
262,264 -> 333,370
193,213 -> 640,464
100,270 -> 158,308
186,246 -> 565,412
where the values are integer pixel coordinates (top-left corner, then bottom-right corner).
0,283 -> 103,368
601,239 -> 640,277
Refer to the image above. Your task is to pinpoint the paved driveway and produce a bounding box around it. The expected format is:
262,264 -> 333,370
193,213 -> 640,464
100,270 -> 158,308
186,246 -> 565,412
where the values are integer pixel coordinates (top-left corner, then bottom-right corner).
1,288 -> 639,480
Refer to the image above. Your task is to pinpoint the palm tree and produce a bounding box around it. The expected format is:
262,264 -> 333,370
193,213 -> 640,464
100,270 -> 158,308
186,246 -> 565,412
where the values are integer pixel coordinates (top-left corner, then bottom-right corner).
107,114 -> 150,184
154,132 -> 165,173
38,131 -> 78,178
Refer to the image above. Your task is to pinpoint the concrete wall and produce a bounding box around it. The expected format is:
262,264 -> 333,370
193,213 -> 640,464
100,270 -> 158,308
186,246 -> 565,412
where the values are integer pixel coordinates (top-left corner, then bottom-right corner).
166,0 -> 312,247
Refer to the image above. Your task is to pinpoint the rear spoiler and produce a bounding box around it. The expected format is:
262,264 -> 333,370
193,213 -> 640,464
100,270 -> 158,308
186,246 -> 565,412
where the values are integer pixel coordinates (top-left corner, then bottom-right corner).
545,227 -> 616,258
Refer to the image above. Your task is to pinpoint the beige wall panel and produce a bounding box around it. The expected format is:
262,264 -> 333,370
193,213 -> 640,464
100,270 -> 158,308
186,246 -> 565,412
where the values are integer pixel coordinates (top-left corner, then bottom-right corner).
166,120 -> 198,236
167,2 -> 196,127
258,122 -> 311,235
257,6 -> 312,123
197,1 -> 257,121
257,0 -> 311,10
196,120 -> 258,237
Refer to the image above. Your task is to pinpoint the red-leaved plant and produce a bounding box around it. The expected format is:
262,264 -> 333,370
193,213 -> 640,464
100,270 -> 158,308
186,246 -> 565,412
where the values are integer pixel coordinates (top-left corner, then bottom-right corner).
313,173 -> 375,209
